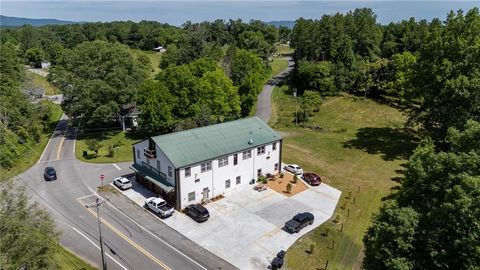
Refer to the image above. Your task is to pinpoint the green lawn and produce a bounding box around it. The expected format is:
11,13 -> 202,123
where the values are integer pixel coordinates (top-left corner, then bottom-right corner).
130,48 -> 162,77
26,71 -> 59,95
0,103 -> 63,181
75,131 -> 143,163
271,87 -> 418,269
270,58 -> 289,77
55,245 -> 97,270
276,43 -> 294,57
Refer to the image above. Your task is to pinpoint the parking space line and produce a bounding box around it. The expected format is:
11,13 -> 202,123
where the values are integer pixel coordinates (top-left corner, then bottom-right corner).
113,164 -> 121,170
76,198 -> 172,270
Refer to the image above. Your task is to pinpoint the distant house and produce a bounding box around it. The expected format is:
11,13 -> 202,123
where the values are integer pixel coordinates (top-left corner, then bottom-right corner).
41,61 -> 51,69
153,46 -> 166,53
118,104 -> 140,130
23,87 -> 45,101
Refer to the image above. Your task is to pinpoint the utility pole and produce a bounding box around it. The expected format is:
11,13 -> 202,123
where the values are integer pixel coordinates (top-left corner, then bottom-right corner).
294,88 -> 298,125
85,198 -> 107,270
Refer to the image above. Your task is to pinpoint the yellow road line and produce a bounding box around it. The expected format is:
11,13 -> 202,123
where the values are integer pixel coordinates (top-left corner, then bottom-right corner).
77,198 -> 171,270
56,137 -> 65,160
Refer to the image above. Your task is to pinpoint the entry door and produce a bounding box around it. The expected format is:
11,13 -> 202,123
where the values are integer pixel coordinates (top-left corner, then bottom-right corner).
202,187 -> 209,200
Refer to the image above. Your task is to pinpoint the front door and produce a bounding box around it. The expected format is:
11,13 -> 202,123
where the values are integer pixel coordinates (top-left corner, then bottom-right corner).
202,187 -> 209,201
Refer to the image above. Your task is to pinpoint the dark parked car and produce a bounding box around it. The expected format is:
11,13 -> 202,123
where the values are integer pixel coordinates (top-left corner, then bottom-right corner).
285,212 -> 314,233
44,167 -> 57,181
302,172 -> 321,186
185,204 -> 210,222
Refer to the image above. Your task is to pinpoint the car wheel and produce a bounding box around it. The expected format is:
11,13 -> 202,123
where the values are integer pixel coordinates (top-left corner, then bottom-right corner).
310,221 -> 313,225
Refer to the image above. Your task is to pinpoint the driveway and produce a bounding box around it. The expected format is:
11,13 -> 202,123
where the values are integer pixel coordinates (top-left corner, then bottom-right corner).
120,178 -> 341,269
256,56 -> 294,123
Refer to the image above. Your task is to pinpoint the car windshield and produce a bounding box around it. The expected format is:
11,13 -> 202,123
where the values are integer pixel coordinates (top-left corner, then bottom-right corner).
47,169 -> 55,175
123,180 -> 130,184
294,214 -> 306,222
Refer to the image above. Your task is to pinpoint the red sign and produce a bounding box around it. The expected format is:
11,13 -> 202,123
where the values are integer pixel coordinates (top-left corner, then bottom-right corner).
100,174 -> 105,180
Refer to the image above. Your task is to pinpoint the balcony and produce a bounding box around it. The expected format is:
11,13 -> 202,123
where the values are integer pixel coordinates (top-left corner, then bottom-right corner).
144,148 -> 156,159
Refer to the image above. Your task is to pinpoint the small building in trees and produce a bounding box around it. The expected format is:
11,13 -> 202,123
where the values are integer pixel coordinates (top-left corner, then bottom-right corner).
153,46 -> 166,53
118,104 -> 140,130
130,117 -> 283,210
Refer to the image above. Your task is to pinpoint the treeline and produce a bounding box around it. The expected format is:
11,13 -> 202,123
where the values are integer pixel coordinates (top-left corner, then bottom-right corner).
0,45 -> 60,170
0,19 -> 285,67
290,7 -> 479,142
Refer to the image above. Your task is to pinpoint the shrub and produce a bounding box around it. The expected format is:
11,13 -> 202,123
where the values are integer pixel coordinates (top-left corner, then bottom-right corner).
293,173 -> 298,183
258,175 -> 267,184
286,183 -> 292,193
280,172 -> 284,178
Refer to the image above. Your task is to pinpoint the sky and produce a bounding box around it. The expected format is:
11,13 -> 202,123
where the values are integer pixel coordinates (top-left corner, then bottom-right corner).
1,1 -> 479,25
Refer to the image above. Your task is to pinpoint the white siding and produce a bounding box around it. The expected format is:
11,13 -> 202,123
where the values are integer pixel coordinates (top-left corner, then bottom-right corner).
132,140 -> 176,186
177,140 -> 281,209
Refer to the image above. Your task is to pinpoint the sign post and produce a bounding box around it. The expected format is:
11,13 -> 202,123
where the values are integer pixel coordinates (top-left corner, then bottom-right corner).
100,174 -> 105,188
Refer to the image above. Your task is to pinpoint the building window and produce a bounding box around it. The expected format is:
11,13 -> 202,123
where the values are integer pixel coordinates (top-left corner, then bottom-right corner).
242,150 -> 252,160
236,176 -> 241,185
257,169 -> 262,177
185,167 -> 191,177
218,156 -> 229,167
157,160 -> 161,170
136,149 -> 140,158
168,166 -> 172,177
195,179 -> 200,183
188,192 -> 195,202
272,142 -> 277,151
201,161 -> 212,173
233,154 -> 238,165
225,179 -> 231,189
274,163 -> 279,171
257,146 -> 266,155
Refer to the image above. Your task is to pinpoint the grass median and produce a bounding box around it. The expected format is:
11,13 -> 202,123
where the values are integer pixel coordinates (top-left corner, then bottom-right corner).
270,86 -> 418,269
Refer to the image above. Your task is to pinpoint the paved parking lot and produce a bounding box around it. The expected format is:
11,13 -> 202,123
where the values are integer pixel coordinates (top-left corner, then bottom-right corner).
115,177 -> 341,269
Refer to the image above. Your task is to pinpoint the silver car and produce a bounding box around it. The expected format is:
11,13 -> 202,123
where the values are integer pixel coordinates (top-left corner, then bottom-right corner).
113,177 -> 132,190
284,164 -> 304,175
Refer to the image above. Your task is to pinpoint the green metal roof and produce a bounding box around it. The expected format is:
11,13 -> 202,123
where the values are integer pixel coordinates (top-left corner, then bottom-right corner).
151,117 -> 282,168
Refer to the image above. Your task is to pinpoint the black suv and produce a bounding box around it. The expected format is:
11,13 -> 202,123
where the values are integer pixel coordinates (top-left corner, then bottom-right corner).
185,204 -> 210,222
284,212 -> 314,233
44,167 -> 57,181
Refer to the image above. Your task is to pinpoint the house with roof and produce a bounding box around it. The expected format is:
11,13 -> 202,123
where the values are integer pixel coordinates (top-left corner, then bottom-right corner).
130,117 -> 282,210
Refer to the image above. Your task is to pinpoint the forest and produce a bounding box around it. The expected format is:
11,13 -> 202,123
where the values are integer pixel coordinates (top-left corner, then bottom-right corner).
1,7 -> 479,269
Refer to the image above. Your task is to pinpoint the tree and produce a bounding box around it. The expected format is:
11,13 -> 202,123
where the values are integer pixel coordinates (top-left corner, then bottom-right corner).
85,139 -> 101,155
49,40 -> 148,126
300,90 -> 322,122
0,181 -> 59,269
25,47 -> 44,68
408,8 -> 480,142
364,120 -> 480,270
136,80 -> 175,132
229,48 -> 268,115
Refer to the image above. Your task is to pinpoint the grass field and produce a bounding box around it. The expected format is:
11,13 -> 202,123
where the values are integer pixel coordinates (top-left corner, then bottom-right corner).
130,48 -> 162,77
270,86 -> 418,269
75,131 -> 144,163
0,103 -> 63,181
270,58 -> 289,77
55,245 -> 97,270
26,71 -> 59,95
276,43 -> 294,56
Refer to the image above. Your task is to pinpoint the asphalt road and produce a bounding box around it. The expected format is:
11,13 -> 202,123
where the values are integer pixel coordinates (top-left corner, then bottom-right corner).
255,56 -> 294,123
17,115 -> 235,270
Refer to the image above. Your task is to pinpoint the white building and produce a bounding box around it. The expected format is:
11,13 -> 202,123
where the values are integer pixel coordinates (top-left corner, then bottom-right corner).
131,117 -> 283,210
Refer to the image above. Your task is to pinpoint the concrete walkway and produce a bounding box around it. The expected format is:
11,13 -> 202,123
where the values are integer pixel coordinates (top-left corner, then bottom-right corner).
255,57 -> 294,123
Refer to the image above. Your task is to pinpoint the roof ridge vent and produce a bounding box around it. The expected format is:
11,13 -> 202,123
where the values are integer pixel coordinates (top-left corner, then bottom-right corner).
248,138 -> 254,145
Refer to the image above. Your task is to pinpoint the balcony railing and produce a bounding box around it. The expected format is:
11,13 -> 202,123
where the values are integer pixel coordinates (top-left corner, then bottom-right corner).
144,148 -> 156,159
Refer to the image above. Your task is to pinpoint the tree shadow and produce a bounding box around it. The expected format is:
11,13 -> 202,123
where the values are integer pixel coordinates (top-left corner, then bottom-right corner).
343,127 -> 419,161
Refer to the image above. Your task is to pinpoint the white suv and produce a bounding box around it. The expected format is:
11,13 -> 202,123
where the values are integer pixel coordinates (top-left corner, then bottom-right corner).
113,177 -> 132,190
284,164 -> 304,176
